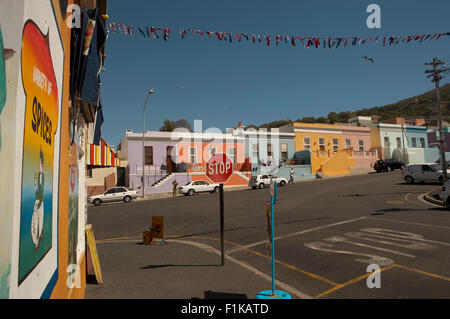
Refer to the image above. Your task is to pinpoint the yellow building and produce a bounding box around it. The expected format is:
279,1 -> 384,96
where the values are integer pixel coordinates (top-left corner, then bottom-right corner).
283,123 -> 356,176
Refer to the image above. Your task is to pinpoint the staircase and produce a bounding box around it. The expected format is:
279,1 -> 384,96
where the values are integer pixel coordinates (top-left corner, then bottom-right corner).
151,174 -> 172,187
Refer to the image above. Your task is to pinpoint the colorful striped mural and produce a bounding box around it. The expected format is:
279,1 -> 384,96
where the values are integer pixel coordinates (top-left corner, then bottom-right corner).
86,138 -> 120,167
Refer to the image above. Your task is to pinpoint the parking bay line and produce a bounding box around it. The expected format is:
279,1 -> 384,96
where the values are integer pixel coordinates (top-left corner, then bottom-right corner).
188,235 -> 340,287
315,263 -> 450,298
226,217 -> 367,254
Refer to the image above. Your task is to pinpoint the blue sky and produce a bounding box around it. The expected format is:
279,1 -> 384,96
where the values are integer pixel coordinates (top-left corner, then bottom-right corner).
100,0 -> 450,148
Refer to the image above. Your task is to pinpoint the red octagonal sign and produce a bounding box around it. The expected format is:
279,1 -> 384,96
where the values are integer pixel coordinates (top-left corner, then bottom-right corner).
206,153 -> 234,184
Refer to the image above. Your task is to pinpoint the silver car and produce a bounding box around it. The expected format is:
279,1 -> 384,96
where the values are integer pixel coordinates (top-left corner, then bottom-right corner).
178,181 -> 220,196
88,187 -> 138,206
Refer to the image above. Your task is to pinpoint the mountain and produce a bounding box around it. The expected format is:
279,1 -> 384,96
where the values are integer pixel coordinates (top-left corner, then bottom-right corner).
248,83 -> 450,129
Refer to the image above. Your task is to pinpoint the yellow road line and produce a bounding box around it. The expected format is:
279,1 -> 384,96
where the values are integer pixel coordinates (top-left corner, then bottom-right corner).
188,235 -> 339,287
405,193 -> 412,203
386,201 -> 404,205
96,236 -> 131,242
315,264 -> 396,298
393,264 -> 450,282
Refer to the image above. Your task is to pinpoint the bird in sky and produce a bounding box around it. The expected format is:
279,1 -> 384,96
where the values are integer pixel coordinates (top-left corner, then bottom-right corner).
363,56 -> 374,63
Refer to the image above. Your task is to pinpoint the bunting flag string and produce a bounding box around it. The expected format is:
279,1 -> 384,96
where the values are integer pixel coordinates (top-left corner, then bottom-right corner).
106,21 -> 450,50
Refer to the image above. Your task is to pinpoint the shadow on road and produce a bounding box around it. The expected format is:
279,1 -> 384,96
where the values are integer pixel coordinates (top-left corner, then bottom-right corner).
371,206 -> 449,215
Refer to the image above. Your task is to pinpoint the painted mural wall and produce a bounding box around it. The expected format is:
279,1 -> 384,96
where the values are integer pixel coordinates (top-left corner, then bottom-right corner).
0,0 -> 65,298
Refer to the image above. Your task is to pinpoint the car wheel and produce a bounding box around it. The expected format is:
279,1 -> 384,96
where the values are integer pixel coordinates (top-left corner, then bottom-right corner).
188,189 -> 195,196
214,186 -> 220,193
446,198 -> 450,210
259,183 -> 265,189
252,186 -> 257,190
387,166 -> 392,172
93,199 -> 102,206
405,176 -> 414,184
280,181 -> 286,187
123,196 -> 131,203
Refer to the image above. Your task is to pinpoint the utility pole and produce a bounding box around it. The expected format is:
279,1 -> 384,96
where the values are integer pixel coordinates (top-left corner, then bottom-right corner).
425,58 -> 450,184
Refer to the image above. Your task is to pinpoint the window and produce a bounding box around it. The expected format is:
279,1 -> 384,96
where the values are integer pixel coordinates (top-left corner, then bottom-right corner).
359,140 -> 364,152
303,137 -> 311,150
87,167 -> 93,178
420,138 -> 425,148
319,138 -> 325,151
422,165 -> 433,172
228,147 -> 236,164
209,146 -> 216,159
345,139 -> 352,148
189,147 -> 197,164
412,138 -> 417,148
281,144 -> 288,161
144,146 -> 153,165
396,137 -> 401,149
251,143 -> 259,159
384,137 -> 390,148
332,138 -> 339,153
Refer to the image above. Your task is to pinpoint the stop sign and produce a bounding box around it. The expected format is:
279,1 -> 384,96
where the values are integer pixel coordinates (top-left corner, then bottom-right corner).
206,153 -> 234,184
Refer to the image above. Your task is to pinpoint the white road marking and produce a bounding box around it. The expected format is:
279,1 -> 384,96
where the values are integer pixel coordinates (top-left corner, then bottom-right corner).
368,217 -> 450,230
304,241 -> 394,266
345,231 -> 436,250
170,239 -> 314,299
361,228 -> 450,247
227,217 -> 367,254
96,238 -> 313,299
323,236 -> 416,258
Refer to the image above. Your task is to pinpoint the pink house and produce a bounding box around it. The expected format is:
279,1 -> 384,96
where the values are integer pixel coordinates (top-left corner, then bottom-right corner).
340,125 -> 378,172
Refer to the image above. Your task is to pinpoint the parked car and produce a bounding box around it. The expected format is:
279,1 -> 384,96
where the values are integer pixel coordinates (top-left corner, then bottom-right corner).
374,159 -> 405,172
88,187 -> 139,206
402,164 -> 450,184
178,181 -> 220,196
249,175 -> 288,189
438,179 -> 450,208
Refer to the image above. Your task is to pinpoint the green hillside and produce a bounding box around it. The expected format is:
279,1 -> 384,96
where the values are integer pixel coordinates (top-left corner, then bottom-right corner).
250,83 -> 450,129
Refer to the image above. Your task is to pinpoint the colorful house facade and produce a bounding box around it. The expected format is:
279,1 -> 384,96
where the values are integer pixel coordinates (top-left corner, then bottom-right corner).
86,138 -> 122,196
280,122 -> 377,176
370,123 -> 439,164
118,130 -> 250,193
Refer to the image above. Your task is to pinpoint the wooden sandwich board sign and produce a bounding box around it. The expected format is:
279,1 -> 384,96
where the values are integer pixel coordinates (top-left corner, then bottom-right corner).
86,224 -> 103,284
152,216 -> 167,245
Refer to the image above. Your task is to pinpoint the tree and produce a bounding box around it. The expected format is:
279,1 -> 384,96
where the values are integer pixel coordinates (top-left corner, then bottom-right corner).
159,119 -> 176,132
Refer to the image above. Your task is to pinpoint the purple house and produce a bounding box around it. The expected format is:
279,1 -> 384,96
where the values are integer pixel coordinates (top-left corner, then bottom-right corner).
117,130 -> 189,193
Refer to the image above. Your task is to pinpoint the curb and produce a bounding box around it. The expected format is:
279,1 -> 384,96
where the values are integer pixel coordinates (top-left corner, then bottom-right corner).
423,192 -> 444,206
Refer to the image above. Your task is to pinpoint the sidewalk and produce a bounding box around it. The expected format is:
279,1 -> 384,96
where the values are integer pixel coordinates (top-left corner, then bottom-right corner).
85,236 -> 302,299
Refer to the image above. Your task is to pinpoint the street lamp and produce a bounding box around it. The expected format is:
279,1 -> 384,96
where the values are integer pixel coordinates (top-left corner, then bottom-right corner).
142,88 -> 155,198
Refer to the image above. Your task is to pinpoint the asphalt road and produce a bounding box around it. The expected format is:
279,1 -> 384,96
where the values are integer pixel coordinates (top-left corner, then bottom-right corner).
85,171 -> 450,299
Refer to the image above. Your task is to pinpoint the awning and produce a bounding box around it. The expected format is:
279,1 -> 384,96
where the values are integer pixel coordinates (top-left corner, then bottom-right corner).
86,138 -> 120,167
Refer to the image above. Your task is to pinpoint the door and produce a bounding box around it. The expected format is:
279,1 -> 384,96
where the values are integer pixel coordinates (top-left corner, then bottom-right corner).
103,188 -> 117,202
166,146 -> 176,174
420,165 -> 434,182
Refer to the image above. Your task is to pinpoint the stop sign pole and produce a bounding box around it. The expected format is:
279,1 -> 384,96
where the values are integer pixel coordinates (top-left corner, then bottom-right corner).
205,153 -> 233,266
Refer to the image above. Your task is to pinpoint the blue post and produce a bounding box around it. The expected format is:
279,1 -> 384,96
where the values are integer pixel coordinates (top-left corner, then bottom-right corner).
257,182 -> 291,299
271,194 -> 275,295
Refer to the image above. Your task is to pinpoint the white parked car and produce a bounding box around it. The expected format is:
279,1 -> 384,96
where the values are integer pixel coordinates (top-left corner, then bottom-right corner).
438,180 -> 450,208
249,175 -> 288,189
402,164 -> 450,184
178,181 -> 220,196
88,187 -> 139,206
